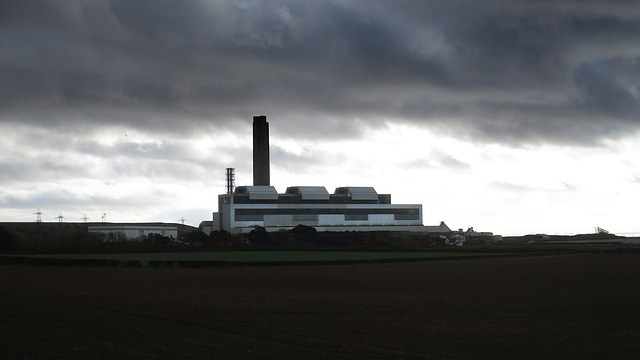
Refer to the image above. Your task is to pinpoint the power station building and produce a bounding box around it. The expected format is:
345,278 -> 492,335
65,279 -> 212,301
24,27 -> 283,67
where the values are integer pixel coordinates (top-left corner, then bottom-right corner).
214,116 -> 451,234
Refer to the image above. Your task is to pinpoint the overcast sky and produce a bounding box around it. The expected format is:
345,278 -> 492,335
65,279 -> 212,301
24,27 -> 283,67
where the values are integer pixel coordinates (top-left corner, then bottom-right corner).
2,0 -> 640,235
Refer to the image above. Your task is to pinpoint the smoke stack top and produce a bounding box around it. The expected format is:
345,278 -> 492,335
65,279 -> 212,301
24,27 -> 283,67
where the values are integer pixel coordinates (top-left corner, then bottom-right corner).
253,115 -> 270,186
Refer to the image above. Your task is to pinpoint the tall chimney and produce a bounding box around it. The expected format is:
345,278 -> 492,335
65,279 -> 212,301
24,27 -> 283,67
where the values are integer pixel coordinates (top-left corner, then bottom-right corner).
253,115 -> 270,186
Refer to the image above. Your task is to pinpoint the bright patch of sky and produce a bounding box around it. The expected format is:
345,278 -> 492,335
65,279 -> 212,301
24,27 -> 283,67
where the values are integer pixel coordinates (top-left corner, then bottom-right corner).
269,123 -> 640,236
1,120 -> 639,235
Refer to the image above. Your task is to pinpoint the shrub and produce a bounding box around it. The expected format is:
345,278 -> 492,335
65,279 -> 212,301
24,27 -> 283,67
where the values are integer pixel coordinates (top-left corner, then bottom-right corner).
148,260 -> 175,268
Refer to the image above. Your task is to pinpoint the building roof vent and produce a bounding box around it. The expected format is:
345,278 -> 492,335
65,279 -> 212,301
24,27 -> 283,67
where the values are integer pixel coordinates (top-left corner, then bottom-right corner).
285,186 -> 330,200
334,187 -> 378,201
235,186 -> 279,200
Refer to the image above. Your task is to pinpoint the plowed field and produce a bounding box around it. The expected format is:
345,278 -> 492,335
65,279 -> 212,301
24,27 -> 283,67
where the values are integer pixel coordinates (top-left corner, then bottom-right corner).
1,254 -> 639,359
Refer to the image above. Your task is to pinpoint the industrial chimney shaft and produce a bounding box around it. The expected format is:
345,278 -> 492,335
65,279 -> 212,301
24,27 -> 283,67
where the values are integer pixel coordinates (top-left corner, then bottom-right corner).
253,115 -> 270,186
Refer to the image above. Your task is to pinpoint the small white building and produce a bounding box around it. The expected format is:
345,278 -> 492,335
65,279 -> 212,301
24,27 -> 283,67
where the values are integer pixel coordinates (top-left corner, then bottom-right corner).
88,225 -> 178,241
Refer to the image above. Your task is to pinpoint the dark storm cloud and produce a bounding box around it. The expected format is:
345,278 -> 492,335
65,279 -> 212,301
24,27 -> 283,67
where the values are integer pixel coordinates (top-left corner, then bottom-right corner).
2,0 -> 640,143
0,124 -> 225,185
0,159 -> 88,184
270,144 -> 328,174
0,186 -> 174,210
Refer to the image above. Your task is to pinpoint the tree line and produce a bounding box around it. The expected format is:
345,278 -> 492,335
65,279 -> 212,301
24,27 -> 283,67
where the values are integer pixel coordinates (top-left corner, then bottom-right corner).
0,223 -> 452,252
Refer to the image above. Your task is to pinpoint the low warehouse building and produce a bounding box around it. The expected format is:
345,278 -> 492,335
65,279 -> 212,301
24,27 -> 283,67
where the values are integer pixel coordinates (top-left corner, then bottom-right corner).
88,225 -> 178,241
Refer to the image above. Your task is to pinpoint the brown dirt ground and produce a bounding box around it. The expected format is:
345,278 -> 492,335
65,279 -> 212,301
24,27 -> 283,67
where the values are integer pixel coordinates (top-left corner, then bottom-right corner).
1,254 -> 639,359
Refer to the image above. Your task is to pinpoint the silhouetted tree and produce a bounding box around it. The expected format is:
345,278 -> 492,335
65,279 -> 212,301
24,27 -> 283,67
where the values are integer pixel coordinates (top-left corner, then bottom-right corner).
248,226 -> 270,246
210,230 -> 238,247
184,231 -> 210,247
143,233 -> 171,247
290,224 -> 317,245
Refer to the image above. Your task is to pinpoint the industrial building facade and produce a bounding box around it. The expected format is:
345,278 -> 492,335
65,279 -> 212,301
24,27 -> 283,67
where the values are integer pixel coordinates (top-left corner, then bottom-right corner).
216,185 -> 450,234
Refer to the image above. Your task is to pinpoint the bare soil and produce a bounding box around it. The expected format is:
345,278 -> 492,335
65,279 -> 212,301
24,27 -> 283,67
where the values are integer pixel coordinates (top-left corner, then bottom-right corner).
1,254 -> 639,359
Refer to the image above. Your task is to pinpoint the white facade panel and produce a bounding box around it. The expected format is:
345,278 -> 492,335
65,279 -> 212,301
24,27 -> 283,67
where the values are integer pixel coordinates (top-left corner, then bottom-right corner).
264,214 -> 294,227
369,214 -> 395,225
234,221 -> 264,228
318,214 -> 345,226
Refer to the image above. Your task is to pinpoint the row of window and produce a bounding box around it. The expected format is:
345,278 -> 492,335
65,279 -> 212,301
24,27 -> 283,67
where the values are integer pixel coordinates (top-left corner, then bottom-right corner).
235,208 -> 419,215
232,197 -> 382,204
234,208 -> 420,221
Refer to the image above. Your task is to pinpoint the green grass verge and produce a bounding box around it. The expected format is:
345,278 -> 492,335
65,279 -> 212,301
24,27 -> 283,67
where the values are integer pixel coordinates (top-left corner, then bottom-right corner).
2,251 -> 504,267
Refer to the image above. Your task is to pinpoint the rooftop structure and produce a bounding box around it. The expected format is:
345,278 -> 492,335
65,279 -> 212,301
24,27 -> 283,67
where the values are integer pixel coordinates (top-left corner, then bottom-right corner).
284,186 -> 330,201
